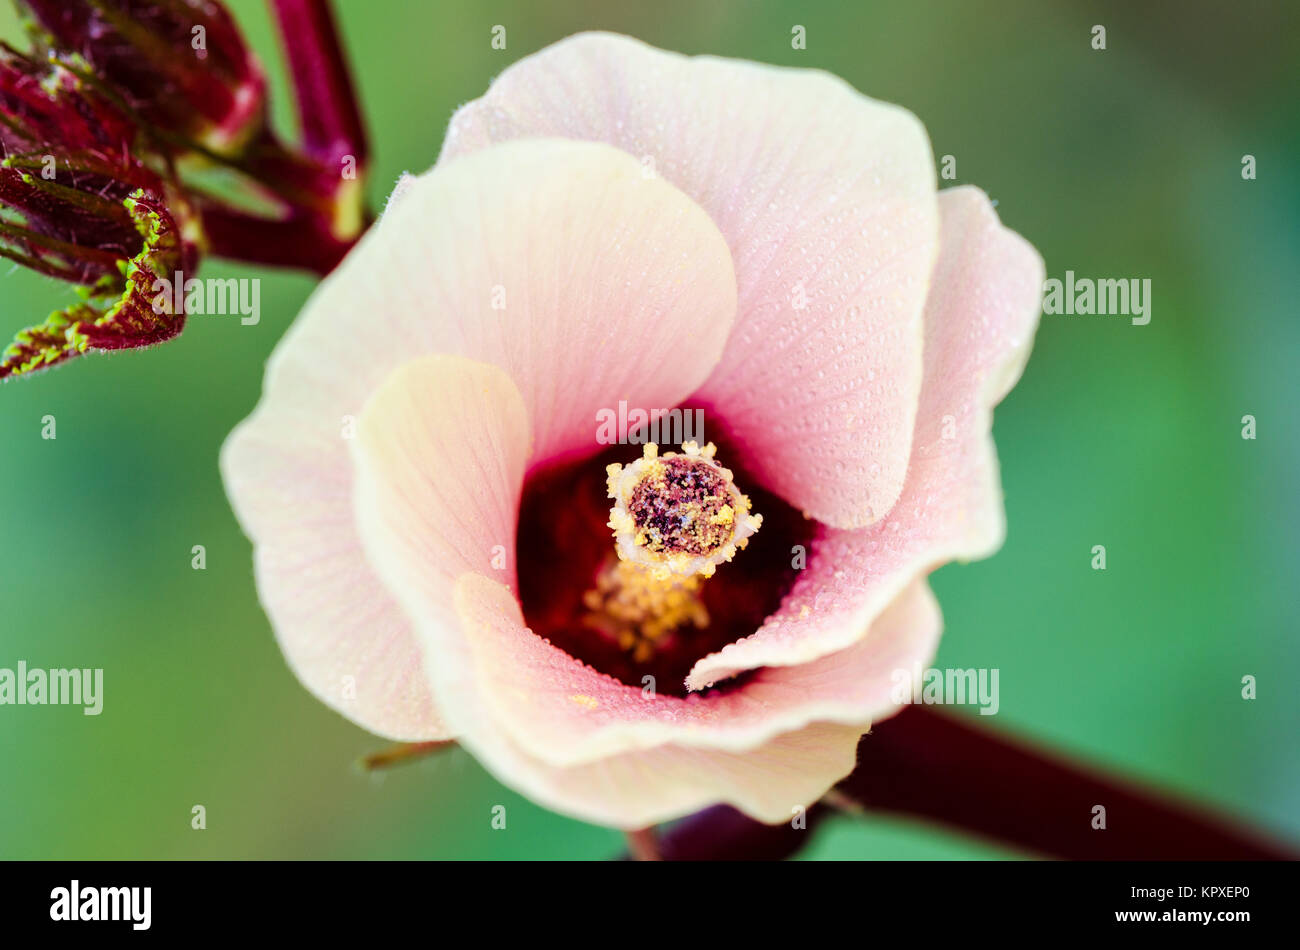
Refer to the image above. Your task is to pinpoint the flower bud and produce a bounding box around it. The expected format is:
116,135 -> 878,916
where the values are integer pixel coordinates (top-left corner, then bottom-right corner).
0,47 -> 199,378
16,0 -> 267,156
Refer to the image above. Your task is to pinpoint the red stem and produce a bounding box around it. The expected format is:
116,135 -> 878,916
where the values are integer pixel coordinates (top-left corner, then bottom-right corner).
199,205 -> 351,275
268,0 -> 369,166
649,707 -> 1294,861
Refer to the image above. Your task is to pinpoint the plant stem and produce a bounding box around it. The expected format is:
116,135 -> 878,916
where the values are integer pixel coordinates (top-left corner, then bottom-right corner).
199,204 -> 352,275
268,0 -> 369,167
644,707 -> 1294,861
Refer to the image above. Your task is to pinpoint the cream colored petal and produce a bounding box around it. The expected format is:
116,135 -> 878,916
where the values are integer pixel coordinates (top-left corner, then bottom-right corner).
223,139 -> 736,737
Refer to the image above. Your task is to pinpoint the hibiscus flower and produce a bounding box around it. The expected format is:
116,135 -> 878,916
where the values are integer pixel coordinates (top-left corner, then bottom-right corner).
221,32 -> 1044,829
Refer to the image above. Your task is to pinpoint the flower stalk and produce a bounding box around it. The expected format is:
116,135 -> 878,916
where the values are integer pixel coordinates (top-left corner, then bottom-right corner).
640,707 -> 1294,860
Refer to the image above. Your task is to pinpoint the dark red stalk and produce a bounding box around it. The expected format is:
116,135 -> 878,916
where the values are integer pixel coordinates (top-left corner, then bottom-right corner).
198,203 -> 351,275
647,707 -> 1294,861
269,0 -> 369,167
650,802 -> 834,861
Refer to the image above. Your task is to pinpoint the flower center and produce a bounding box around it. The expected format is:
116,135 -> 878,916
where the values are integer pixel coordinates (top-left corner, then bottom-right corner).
514,417 -> 813,696
583,442 -> 762,663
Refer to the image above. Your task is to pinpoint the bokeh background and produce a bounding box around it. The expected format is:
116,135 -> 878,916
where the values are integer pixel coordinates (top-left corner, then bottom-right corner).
1,0 -> 1296,859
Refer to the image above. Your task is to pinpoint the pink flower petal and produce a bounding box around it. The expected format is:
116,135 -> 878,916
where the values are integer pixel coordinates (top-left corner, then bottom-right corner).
305,137 -> 737,464
683,186 -> 1044,690
441,32 -> 939,527
443,572 -> 940,768
224,138 -> 734,738
220,424 -> 449,741
221,389 -> 450,738
485,715 -> 867,829
432,575 -> 929,828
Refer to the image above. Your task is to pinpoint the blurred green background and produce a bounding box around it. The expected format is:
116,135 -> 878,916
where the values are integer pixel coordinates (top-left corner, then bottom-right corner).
1,0 -> 1296,859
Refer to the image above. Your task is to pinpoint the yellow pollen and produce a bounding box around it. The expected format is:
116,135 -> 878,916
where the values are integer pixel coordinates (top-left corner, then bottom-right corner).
582,557 -> 709,662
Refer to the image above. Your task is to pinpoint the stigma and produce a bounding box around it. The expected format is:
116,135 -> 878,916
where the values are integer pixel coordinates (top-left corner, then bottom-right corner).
605,441 -> 762,580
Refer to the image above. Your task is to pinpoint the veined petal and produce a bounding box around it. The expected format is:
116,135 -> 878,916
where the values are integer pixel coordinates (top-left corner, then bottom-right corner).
222,138 -> 736,738
442,32 -> 940,527
350,355 -> 531,636
445,573 -> 939,767
427,574 -> 889,828
338,136 -> 737,464
685,187 -> 1045,690
222,353 -> 530,741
